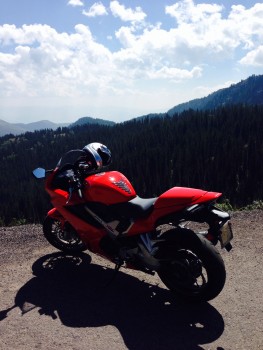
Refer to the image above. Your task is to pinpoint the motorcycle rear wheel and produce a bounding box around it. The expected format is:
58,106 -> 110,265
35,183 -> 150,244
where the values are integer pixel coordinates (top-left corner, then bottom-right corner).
155,228 -> 226,302
43,216 -> 88,253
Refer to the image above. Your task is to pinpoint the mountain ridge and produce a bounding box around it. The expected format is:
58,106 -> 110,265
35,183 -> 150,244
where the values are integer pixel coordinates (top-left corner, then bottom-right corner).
1,74 -> 262,136
167,74 -> 263,116
0,117 -> 114,137
69,116 -> 115,127
0,119 -> 69,137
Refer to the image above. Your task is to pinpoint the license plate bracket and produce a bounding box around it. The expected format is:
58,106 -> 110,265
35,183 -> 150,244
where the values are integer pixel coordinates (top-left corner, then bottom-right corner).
220,221 -> 233,248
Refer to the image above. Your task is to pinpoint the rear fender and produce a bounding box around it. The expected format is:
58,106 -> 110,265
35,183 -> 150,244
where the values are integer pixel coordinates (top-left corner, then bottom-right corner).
155,203 -> 217,226
156,226 -> 197,241
153,227 -> 202,258
181,204 -> 230,223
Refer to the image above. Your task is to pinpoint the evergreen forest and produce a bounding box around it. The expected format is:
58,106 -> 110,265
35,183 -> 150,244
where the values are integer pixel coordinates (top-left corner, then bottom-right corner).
0,104 -> 263,225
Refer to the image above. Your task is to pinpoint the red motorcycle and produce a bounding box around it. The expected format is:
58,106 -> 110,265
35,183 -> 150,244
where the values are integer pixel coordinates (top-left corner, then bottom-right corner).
33,142 -> 233,302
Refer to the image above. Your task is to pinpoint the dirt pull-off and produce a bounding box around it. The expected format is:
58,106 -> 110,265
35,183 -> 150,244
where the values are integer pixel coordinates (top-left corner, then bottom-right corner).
0,210 -> 263,350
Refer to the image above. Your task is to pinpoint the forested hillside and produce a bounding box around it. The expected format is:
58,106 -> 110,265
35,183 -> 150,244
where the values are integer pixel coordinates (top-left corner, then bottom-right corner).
0,104 -> 263,225
69,116 -> 115,127
168,74 -> 263,115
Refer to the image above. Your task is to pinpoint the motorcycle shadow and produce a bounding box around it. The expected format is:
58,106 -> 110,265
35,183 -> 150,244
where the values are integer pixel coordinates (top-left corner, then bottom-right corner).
1,252 -> 224,349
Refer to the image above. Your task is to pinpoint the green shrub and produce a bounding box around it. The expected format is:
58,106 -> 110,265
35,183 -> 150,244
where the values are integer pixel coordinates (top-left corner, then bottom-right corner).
241,200 -> 263,210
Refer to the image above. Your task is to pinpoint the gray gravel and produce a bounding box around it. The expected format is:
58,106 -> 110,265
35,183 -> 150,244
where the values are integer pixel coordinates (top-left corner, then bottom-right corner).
0,211 -> 263,350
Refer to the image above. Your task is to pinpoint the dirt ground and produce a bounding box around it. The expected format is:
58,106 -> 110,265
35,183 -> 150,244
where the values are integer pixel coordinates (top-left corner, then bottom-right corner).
0,210 -> 263,350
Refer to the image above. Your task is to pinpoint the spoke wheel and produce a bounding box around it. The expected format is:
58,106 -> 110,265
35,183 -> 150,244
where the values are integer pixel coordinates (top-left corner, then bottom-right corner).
155,228 -> 226,302
161,249 -> 208,296
43,216 -> 87,253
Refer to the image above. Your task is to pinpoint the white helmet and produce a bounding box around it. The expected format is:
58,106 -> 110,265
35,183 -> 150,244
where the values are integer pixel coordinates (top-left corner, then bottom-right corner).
82,142 -> 111,169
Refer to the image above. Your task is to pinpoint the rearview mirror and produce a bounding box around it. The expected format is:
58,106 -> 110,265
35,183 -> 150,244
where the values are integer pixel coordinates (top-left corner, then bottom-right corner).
32,168 -> 46,179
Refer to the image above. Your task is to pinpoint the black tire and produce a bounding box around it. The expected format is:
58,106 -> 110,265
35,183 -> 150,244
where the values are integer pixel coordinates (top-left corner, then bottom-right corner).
43,216 -> 88,253
155,228 -> 226,302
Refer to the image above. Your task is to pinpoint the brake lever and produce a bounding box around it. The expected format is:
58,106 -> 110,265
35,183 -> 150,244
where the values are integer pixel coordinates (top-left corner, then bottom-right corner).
78,188 -> 83,199
66,173 -> 83,203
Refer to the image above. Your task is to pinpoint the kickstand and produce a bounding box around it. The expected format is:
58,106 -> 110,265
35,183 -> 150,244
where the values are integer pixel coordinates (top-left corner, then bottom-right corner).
104,261 -> 123,287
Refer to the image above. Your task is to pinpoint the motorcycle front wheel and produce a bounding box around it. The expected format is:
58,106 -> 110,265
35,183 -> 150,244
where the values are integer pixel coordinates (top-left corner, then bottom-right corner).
43,216 -> 88,253
155,228 -> 226,302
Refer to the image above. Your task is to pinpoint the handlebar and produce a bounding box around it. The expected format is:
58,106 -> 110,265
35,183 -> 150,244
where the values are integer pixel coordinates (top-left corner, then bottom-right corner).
66,173 -> 83,204
78,163 -> 90,171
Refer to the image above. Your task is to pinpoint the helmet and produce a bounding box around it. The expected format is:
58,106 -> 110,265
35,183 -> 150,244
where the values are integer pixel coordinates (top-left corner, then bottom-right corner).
82,142 -> 111,170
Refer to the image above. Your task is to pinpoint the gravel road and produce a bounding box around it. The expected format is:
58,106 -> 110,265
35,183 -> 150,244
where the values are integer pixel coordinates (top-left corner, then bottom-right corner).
0,210 -> 263,350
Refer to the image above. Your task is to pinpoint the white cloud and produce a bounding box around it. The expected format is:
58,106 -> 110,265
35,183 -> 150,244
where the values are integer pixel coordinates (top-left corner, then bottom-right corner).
82,2 -> 108,17
165,0 -> 223,24
228,3 -> 263,49
111,1 -> 263,82
163,0 -> 263,63
67,0 -> 84,7
0,24 -> 114,99
164,1 -> 233,58
239,45 -> 263,67
110,1 -> 146,23
1,1 -> 263,122
115,26 -> 136,48
147,66 -> 202,81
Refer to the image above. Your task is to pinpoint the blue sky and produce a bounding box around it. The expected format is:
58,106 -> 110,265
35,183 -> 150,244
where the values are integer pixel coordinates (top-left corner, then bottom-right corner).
0,0 -> 262,123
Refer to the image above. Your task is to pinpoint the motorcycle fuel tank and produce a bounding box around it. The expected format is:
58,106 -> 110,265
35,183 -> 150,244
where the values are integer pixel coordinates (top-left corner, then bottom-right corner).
83,171 -> 137,205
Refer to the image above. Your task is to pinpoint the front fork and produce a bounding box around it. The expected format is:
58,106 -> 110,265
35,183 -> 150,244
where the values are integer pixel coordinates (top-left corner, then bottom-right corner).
47,207 -> 66,227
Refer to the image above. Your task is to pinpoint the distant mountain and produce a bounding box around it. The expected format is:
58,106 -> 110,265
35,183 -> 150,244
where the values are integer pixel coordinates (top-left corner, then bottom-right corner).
0,117 -> 115,137
167,74 -> 263,116
15,120 -> 69,133
1,75 -> 262,137
0,119 -> 26,136
69,116 -> 115,127
0,119 -> 69,137
0,116 -> 114,137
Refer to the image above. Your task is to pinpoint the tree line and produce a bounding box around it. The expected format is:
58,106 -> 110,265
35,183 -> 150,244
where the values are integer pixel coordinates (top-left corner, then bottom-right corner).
0,104 -> 263,225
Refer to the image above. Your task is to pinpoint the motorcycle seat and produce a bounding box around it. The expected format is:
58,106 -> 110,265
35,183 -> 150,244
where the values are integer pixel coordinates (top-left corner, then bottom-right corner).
116,196 -> 157,218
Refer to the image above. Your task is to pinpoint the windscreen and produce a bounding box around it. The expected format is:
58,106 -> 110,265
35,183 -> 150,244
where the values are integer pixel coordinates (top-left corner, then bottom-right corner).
56,149 -> 87,169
